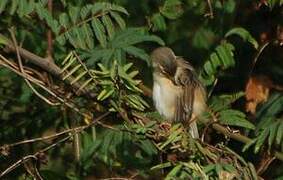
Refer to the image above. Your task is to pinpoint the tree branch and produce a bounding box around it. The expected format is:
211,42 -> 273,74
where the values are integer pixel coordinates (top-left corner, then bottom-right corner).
0,33 -> 96,98
46,0 -> 53,61
0,33 -> 282,161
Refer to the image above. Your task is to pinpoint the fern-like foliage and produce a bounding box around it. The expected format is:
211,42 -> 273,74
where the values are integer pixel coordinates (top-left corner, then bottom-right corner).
206,92 -> 255,129
60,51 -> 149,112
80,123 -> 157,171
56,2 -> 129,49
150,124 -> 258,179
267,0 -> 283,8
200,27 -> 259,86
149,0 -> 184,32
83,27 -> 164,67
243,93 -> 283,153
95,62 -> 149,111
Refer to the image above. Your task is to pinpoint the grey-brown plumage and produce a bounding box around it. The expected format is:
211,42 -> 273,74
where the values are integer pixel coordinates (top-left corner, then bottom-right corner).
151,47 -> 206,138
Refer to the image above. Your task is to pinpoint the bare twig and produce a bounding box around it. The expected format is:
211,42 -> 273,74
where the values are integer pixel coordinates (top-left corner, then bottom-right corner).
1,32 -> 283,162
0,33 -> 96,97
58,12 -> 106,36
9,29 -> 59,106
205,0 -> 214,18
257,154 -> 276,175
0,53 -> 95,117
46,0 -> 53,61
0,155 -> 37,178
247,42 -> 270,79
0,112 -> 110,178
0,112 -> 110,149
1,125 -> 85,148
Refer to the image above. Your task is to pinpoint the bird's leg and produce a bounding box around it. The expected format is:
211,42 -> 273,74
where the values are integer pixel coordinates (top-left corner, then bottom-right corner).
188,114 -> 197,125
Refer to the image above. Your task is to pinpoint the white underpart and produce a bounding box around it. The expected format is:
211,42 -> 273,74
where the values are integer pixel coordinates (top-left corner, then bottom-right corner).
153,73 -> 180,121
153,72 -> 204,139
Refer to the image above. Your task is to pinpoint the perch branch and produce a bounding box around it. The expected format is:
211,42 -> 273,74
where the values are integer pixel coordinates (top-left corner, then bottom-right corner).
0,33 -> 95,98
0,33 -> 282,161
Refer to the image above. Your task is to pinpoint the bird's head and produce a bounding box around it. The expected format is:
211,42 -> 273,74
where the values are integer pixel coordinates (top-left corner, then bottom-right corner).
150,47 -> 177,77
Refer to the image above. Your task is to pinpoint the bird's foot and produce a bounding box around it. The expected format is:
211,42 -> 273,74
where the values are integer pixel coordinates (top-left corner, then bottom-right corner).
159,122 -> 171,131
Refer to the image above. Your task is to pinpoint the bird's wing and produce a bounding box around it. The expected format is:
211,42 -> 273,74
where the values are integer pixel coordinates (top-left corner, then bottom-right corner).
173,57 -> 204,123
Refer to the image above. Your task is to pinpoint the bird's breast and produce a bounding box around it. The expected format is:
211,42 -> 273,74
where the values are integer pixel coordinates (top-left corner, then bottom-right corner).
153,74 -> 181,121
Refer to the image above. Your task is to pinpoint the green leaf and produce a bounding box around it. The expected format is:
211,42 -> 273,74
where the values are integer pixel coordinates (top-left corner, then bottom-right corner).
10,0 -> 19,15
256,94 -> 283,120
248,163 -> 258,180
80,4 -> 92,19
223,0 -> 236,14
108,3 -> 128,15
82,24 -> 94,49
151,13 -> 167,32
225,27 -> 259,49
0,0 -> 8,14
20,83 -> 32,103
219,109 -> 255,129
200,42 -> 235,86
111,28 -> 164,48
151,162 -> 172,170
110,60 -> 117,80
204,60 -> 214,75
123,63 -> 133,72
123,46 -> 150,65
165,164 -> 182,179
59,13 -> 70,28
18,0 -> 27,17
203,164 -> 216,174
276,121 -> 283,145
110,11 -> 126,29
215,45 -> 231,69
255,128 -> 269,153
72,27 -> 86,49
242,139 -> 257,152
161,0 -> 184,19
223,164 -> 236,173
102,14 -> 115,39
91,18 -> 107,48
268,0 -> 282,8
91,2 -> 128,15
128,70 -> 139,78
268,121 -> 279,148
192,28 -> 215,50
68,5 -> 80,24
0,35 -> 8,45
139,139 -> 157,156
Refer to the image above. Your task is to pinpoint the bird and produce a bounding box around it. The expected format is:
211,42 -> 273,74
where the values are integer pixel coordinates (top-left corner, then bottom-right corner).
151,47 -> 207,138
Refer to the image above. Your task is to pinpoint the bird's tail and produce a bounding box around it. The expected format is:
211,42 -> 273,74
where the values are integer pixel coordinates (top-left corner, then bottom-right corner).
189,121 -> 199,139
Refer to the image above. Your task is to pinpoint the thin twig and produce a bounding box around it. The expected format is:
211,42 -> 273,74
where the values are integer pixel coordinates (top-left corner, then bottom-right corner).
46,0 -> 53,61
0,112 -> 110,178
257,152 -> 276,175
58,12 -> 106,36
205,0 -> 214,18
0,54 -> 92,117
0,33 -> 95,97
73,51 -> 96,81
1,126 -> 86,148
208,78 -> 218,98
0,155 -> 37,177
247,42 -> 270,79
0,112 -> 110,149
9,29 -> 59,106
